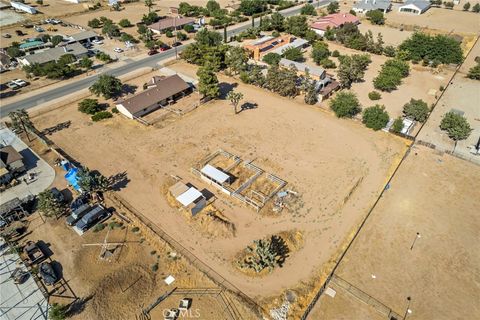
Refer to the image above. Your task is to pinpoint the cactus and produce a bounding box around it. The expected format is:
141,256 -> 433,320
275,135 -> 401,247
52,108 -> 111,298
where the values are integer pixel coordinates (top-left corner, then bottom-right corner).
239,235 -> 290,273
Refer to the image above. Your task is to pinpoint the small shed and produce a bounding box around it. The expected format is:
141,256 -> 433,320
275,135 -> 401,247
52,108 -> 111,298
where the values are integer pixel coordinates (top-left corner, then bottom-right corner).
169,181 -> 206,216
201,164 -> 230,185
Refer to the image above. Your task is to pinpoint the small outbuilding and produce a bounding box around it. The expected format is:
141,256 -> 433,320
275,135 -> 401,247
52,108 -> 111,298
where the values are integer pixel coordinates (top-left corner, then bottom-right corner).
200,164 -> 231,186
169,181 -> 206,216
148,17 -> 195,34
398,0 -> 431,14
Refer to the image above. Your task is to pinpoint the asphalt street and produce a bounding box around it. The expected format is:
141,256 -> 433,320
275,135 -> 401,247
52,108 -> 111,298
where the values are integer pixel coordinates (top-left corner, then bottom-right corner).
0,0 -> 332,115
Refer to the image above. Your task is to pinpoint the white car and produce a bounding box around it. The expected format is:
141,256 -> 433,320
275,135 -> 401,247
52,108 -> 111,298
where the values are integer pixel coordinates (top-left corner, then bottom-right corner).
114,47 -> 123,53
6,82 -> 20,90
92,39 -> 103,45
13,79 -> 28,87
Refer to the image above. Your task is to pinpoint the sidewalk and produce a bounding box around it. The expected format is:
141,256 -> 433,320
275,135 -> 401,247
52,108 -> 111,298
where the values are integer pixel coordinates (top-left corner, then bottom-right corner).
0,126 -> 56,204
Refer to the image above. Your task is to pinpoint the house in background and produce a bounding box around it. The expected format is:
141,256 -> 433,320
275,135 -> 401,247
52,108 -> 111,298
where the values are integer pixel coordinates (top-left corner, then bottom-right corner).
243,35 -> 309,61
279,58 -> 340,101
10,1 -> 36,14
148,17 -> 196,34
310,13 -> 360,36
398,0 -> 431,14
352,0 -> 392,13
67,30 -> 99,45
17,42 -> 88,66
116,74 -> 193,119
0,145 -> 26,185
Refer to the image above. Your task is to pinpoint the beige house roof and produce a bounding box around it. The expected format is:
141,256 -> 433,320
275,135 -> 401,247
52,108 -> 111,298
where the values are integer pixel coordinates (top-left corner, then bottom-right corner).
148,17 -> 195,32
118,74 -> 190,115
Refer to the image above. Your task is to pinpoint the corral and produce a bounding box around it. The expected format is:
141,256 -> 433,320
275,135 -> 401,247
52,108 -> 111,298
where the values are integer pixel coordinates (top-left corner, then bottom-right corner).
30,60 -> 407,317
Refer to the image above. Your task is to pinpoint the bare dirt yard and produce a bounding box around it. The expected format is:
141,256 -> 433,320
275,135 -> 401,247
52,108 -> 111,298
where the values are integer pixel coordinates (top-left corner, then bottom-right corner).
417,38 -> 480,164
31,60 -> 407,317
308,145 -> 480,319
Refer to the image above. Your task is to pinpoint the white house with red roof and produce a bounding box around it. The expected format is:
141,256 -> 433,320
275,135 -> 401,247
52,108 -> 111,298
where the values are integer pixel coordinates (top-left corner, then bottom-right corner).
310,13 -> 360,36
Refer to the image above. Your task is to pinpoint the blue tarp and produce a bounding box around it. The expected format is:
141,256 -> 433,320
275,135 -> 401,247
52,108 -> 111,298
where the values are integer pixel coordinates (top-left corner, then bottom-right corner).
65,167 -> 81,191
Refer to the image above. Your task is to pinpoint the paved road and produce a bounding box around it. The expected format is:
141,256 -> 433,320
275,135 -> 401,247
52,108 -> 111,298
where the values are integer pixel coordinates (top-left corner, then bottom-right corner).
0,0 -> 332,115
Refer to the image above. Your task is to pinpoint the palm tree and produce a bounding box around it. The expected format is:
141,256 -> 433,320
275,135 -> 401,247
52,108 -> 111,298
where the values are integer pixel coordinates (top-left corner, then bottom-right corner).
226,91 -> 244,114
144,0 -> 153,13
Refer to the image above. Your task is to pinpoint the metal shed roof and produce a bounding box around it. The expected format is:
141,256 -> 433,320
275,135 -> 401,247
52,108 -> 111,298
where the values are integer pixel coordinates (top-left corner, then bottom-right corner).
269,38 -> 309,55
176,187 -> 203,207
201,164 -> 230,184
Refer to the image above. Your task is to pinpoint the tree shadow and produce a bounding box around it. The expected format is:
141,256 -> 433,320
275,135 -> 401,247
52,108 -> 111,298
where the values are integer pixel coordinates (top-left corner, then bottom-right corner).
218,82 -> 238,99
109,171 -> 129,191
67,295 -> 94,316
121,84 -> 138,95
270,235 -> 290,268
19,148 -> 39,171
37,240 -> 54,259
41,121 -> 71,136
238,102 -> 258,113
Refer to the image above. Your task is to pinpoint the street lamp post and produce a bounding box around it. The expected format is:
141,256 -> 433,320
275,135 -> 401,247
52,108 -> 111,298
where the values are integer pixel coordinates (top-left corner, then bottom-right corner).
410,232 -> 421,250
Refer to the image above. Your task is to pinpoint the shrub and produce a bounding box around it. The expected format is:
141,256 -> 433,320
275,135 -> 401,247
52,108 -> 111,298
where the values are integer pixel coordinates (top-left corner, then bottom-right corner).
93,223 -> 106,232
112,107 -> 119,113
373,59 -> 409,92
403,98 -> 429,122
263,52 -> 281,65
467,63 -> 480,80
321,58 -> 336,68
88,18 -> 101,28
331,49 -> 340,57
96,52 -> 112,62
176,31 -> 188,41
78,99 -> 102,115
383,45 -> 396,57
131,226 -> 140,232
366,10 -> 385,25
362,105 -> 389,130
165,30 -> 174,38
150,250 -> 157,255
91,111 -> 113,122
301,4 -> 317,15
49,303 -> 67,320
391,117 -> 404,133
439,85 -> 444,91
282,47 -> 303,62
330,91 -> 362,118
183,24 -> 195,33
118,18 -> 132,28
151,263 -> 159,272
368,91 -> 382,100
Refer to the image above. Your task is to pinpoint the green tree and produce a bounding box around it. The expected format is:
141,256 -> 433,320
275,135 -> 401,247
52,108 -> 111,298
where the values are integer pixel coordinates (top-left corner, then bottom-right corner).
48,303 -> 68,320
78,99 -> 102,115
330,91 -> 361,118
463,2 -> 471,10
263,52 -> 282,65
89,74 -> 122,99
327,1 -> 339,14
88,18 -> 101,28
362,104 -> 389,130
195,28 -> 223,46
184,24 -> 194,33
79,57 -> 93,72
6,46 -> 22,58
38,190 -> 65,218
142,12 -> 158,25
304,80 -> 318,105
301,4 -> 317,15
391,117 -> 404,133
225,46 -> 248,74
285,16 -> 309,37
197,64 -> 220,99
398,32 -> 463,64
282,47 -> 303,62
95,52 -> 112,62
78,166 -> 110,192
337,54 -> 371,88
58,54 -> 76,65
270,12 -> 285,32
118,18 -> 132,28
239,0 -> 266,16
403,98 -> 429,122
144,0 -> 153,12
373,59 -> 409,91
265,65 -> 298,97
366,10 -> 385,25
473,3 -> 480,12
439,112 -> 473,151
51,35 -> 64,47
311,41 -> 330,65
467,63 -> 480,80
8,109 -> 34,141
102,23 -> 120,37
206,0 -> 220,14
226,90 -> 244,114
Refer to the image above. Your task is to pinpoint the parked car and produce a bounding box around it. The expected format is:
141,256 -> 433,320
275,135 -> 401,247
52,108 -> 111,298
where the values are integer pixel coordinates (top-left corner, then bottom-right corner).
39,262 -> 58,285
12,79 -> 28,87
15,30 -> 25,36
70,193 -> 89,211
2,33 -> 11,38
114,47 -> 123,53
172,42 -> 182,47
34,26 -> 44,32
22,23 -> 33,28
159,44 -> 170,51
91,39 -> 103,45
147,49 -> 159,56
23,241 -> 45,264
66,203 -> 91,226
50,187 -> 65,203
73,205 -> 110,235
6,82 -> 20,90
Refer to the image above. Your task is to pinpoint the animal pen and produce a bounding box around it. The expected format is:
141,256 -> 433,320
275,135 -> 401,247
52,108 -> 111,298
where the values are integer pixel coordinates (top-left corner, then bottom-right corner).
191,150 -> 287,212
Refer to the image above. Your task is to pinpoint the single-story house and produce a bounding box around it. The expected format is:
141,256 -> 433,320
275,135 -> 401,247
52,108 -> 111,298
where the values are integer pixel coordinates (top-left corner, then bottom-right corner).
148,17 -> 196,34
310,13 -> 360,36
116,74 -> 192,119
10,1 -> 36,14
17,42 -> 88,66
244,35 -> 309,60
67,30 -> 99,44
169,181 -> 206,216
398,0 -> 431,14
19,39 -> 52,53
0,145 -> 25,175
352,0 -> 392,13
279,58 -> 326,80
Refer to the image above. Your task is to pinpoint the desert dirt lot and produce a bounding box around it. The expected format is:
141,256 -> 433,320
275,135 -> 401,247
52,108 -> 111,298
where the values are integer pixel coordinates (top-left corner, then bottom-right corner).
417,38 -> 480,163
308,145 -> 480,320
13,134 -> 257,320
31,60 -> 408,316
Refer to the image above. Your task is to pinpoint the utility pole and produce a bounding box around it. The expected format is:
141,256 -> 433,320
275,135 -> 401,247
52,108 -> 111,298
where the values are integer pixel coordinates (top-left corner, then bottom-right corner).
174,16 -> 178,60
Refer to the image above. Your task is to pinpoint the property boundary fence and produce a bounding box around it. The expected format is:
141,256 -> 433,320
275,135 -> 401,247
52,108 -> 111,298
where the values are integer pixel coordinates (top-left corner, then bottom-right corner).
106,193 -> 264,319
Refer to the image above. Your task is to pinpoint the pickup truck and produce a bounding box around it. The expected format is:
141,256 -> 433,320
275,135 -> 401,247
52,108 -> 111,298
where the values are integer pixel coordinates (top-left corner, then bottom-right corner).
23,241 -> 45,265
66,203 -> 91,226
